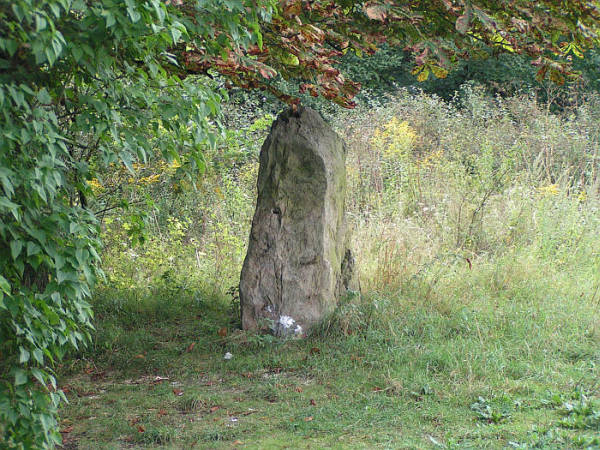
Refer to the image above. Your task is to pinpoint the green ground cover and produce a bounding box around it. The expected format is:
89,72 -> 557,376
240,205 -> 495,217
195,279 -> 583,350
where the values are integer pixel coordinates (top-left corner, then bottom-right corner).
58,89 -> 600,448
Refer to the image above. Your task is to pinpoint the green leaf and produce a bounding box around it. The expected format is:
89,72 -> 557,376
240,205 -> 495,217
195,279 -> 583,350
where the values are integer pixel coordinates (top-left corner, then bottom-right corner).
4,39 -> 18,57
27,242 -> 41,256
35,14 -> 47,32
14,369 -> 27,386
19,347 -> 30,364
171,25 -> 182,44
37,88 -> 52,105
0,275 -> 10,294
32,349 -> 44,365
0,196 -> 20,220
10,240 -> 23,260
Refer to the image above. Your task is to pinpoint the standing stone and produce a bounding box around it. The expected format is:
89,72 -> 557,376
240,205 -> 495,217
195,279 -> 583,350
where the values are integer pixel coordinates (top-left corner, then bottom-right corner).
240,107 -> 354,336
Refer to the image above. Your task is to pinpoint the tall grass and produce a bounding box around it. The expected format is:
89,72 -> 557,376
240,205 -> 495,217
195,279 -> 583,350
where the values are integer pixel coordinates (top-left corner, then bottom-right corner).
341,86 -> 600,297
61,86 -> 600,448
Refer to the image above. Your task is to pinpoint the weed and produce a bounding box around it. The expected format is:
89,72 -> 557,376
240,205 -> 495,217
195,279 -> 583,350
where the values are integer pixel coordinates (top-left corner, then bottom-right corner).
471,396 -> 515,424
559,396 -> 600,430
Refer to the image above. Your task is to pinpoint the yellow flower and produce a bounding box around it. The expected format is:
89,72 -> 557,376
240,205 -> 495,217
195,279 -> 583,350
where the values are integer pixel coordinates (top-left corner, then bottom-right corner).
538,184 -> 559,196
372,117 -> 417,159
138,174 -> 161,184
88,178 -> 104,194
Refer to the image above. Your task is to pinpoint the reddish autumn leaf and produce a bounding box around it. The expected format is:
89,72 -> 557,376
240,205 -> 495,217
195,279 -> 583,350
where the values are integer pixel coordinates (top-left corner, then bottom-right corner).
364,4 -> 387,21
137,425 -> 145,433
186,342 -> 195,352
455,14 -> 470,34
304,416 -> 313,421
210,406 -> 220,413
217,327 -> 228,337
173,388 -> 184,396
310,399 -> 317,406
158,408 -> 168,416
309,347 -> 320,354
295,386 -> 303,393
134,354 -> 145,359
60,426 -> 74,434
233,440 -> 244,446
257,66 -> 277,79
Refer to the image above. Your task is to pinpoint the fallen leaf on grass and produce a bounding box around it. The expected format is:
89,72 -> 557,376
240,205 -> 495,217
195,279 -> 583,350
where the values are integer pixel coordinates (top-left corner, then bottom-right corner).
158,408 -> 168,416
295,387 -> 303,393
210,406 -> 220,413
372,386 -> 383,392
310,399 -> 316,406
309,347 -> 320,354
60,426 -> 74,434
186,342 -> 195,352
217,327 -> 228,337
137,425 -> 145,433
134,354 -> 145,359
233,440 -> 244,446
304,416 -> 313,422
173,388 -> 184,396
129,417 -> 141,426
90,371 -> 106,381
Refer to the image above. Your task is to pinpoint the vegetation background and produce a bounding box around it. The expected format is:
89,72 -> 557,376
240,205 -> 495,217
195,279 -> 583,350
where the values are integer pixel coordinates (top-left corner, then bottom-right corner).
56,80 -> 600,448
2,0 -> 600,447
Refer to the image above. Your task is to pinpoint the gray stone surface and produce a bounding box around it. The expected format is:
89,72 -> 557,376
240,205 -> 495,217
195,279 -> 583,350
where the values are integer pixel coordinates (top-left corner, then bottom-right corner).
240,107 -> 354,336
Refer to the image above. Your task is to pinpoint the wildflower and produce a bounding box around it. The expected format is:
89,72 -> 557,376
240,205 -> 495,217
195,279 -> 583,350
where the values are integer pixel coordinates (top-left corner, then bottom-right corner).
538,184 -> 559,196
279,315 -> 295,329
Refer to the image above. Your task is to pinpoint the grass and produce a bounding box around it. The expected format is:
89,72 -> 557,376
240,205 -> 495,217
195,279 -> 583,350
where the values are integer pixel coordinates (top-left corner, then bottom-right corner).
58,88 -> 600,448
58,255 -> 600,448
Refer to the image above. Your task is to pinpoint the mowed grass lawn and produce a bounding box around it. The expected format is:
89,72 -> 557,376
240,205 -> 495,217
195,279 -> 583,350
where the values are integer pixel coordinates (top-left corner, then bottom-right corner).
58,253 -> 600,449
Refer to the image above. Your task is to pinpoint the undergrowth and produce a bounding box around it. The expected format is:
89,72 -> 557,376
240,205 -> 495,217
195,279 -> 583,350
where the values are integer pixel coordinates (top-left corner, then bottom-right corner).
57,87 -> 600,448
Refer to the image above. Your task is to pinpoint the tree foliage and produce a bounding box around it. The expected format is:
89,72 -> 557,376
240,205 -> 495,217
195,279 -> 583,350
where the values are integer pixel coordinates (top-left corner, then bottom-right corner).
1,0 -> 599,447
181,0 -> 600,107
0,0 -> 270,446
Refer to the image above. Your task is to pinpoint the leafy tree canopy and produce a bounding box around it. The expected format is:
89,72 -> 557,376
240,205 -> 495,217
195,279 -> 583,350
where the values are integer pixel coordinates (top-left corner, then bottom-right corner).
179,0 -> 600,107
0,0 -> 598,447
